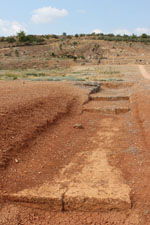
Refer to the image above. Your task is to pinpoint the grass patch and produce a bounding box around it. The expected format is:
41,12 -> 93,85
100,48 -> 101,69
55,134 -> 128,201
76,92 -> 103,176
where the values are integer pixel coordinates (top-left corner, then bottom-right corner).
99,78 -> 124,82
28,76 -> 86,82
0,73 -> 19,80
25,72 -> 46,77
98,67 -> 120,75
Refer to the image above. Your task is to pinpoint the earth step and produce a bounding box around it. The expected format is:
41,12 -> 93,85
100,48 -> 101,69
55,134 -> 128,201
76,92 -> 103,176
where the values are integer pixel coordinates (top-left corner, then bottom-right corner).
0,117 -> 131,211
83,100 -> 130,114
1,149 -> 131,212
91,96 -> 129,101
100,81 -> 134,89
90,88 -> 130,101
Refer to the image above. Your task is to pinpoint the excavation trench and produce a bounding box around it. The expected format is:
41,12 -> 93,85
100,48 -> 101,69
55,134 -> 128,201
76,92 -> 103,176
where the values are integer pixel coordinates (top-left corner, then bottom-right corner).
1,114 -> 131,212
0,81 -> 132,212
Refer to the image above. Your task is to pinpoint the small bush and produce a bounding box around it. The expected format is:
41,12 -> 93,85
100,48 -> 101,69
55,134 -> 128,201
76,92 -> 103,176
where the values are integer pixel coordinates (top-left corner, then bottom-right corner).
26,72 -> 45,77
51,52 -> 56,57
17,31 -> 45,44
15,49 -> 19,57
141,33 -> 148,38
0,37 -> 5,42
72,41 -> 78,46
5,37 -> 16,43
51,34 -> 59,39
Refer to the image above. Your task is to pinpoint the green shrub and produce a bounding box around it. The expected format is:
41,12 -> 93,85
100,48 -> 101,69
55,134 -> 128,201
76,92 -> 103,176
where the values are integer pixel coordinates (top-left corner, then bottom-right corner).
72,41 -> 78,46
17,31 -> 45,44
141,33 -> 148,38
17,31 -> 26,42
51,52 -> 56,57
5,37 -> 16,43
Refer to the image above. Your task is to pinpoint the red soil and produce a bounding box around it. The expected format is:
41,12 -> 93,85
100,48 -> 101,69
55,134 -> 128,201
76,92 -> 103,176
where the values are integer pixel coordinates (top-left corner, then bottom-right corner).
0,81 -> 88,169
0,80 -> 150,225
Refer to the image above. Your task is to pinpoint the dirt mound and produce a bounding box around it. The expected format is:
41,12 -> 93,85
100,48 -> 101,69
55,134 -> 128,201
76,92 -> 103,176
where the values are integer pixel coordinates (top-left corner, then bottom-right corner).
131,88 -> 150,150
0,81 -> 88,168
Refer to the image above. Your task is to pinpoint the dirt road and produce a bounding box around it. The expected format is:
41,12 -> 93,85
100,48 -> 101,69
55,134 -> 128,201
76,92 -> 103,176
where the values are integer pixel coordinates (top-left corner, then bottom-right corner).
139,65 -> 150,79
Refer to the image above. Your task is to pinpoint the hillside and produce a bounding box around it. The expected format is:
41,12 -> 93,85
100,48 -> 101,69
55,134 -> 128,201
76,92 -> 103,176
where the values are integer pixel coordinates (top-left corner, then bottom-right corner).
0,34 -> 150,71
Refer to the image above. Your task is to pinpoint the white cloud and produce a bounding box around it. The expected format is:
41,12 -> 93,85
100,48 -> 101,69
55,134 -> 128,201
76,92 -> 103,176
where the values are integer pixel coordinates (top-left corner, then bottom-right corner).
113,29 -> 131,35
0,19 -> 26,36
135,27 -> 150,34
31,6 -> 68,24
92,29 -> 103,34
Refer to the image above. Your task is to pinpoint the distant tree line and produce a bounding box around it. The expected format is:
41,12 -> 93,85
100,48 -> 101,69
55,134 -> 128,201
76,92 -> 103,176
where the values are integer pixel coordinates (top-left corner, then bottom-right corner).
89,32 -> 150,43
0,31 -> 45,45
73,32 -> 150,43
0,31 -> 150,44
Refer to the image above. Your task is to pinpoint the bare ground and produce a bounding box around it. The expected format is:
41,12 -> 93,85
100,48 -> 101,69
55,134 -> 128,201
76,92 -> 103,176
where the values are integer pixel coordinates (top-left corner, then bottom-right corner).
0,77 -> 150,225
139,65 -> 150,79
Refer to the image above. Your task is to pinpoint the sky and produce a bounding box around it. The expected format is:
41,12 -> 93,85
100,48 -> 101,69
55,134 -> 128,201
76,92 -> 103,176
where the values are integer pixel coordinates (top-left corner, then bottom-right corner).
0,0 -> 150,36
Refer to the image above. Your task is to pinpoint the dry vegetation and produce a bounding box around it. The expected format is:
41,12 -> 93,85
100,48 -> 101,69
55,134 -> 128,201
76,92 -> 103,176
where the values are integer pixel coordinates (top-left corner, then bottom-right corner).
0,32 -> 150,80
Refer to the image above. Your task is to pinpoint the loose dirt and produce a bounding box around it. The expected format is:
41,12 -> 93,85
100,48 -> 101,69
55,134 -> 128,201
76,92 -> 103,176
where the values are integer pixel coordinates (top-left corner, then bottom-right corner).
0,73 -> 150,224
139,65 -> 150,79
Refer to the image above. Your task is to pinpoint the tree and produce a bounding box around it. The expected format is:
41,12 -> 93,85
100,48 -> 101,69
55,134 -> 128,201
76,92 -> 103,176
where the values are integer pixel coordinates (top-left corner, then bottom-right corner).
131,34 -> 137,39
17,31 -> 44,44
141,33 -> 148,38
62,32 -> 67,36
17,31 -> 26,42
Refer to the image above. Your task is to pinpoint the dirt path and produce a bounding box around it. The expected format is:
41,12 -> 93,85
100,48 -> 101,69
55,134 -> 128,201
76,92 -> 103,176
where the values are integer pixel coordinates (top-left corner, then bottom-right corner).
138,65 -> 150,79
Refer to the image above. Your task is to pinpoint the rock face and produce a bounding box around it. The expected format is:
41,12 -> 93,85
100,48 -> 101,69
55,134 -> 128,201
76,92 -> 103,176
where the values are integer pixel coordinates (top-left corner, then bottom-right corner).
75,81 -> 101,94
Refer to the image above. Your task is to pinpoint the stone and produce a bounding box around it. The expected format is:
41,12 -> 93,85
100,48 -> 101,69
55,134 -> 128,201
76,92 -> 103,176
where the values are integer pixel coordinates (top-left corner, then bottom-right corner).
15,159 -> 19,163
73,124 -> 84,129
